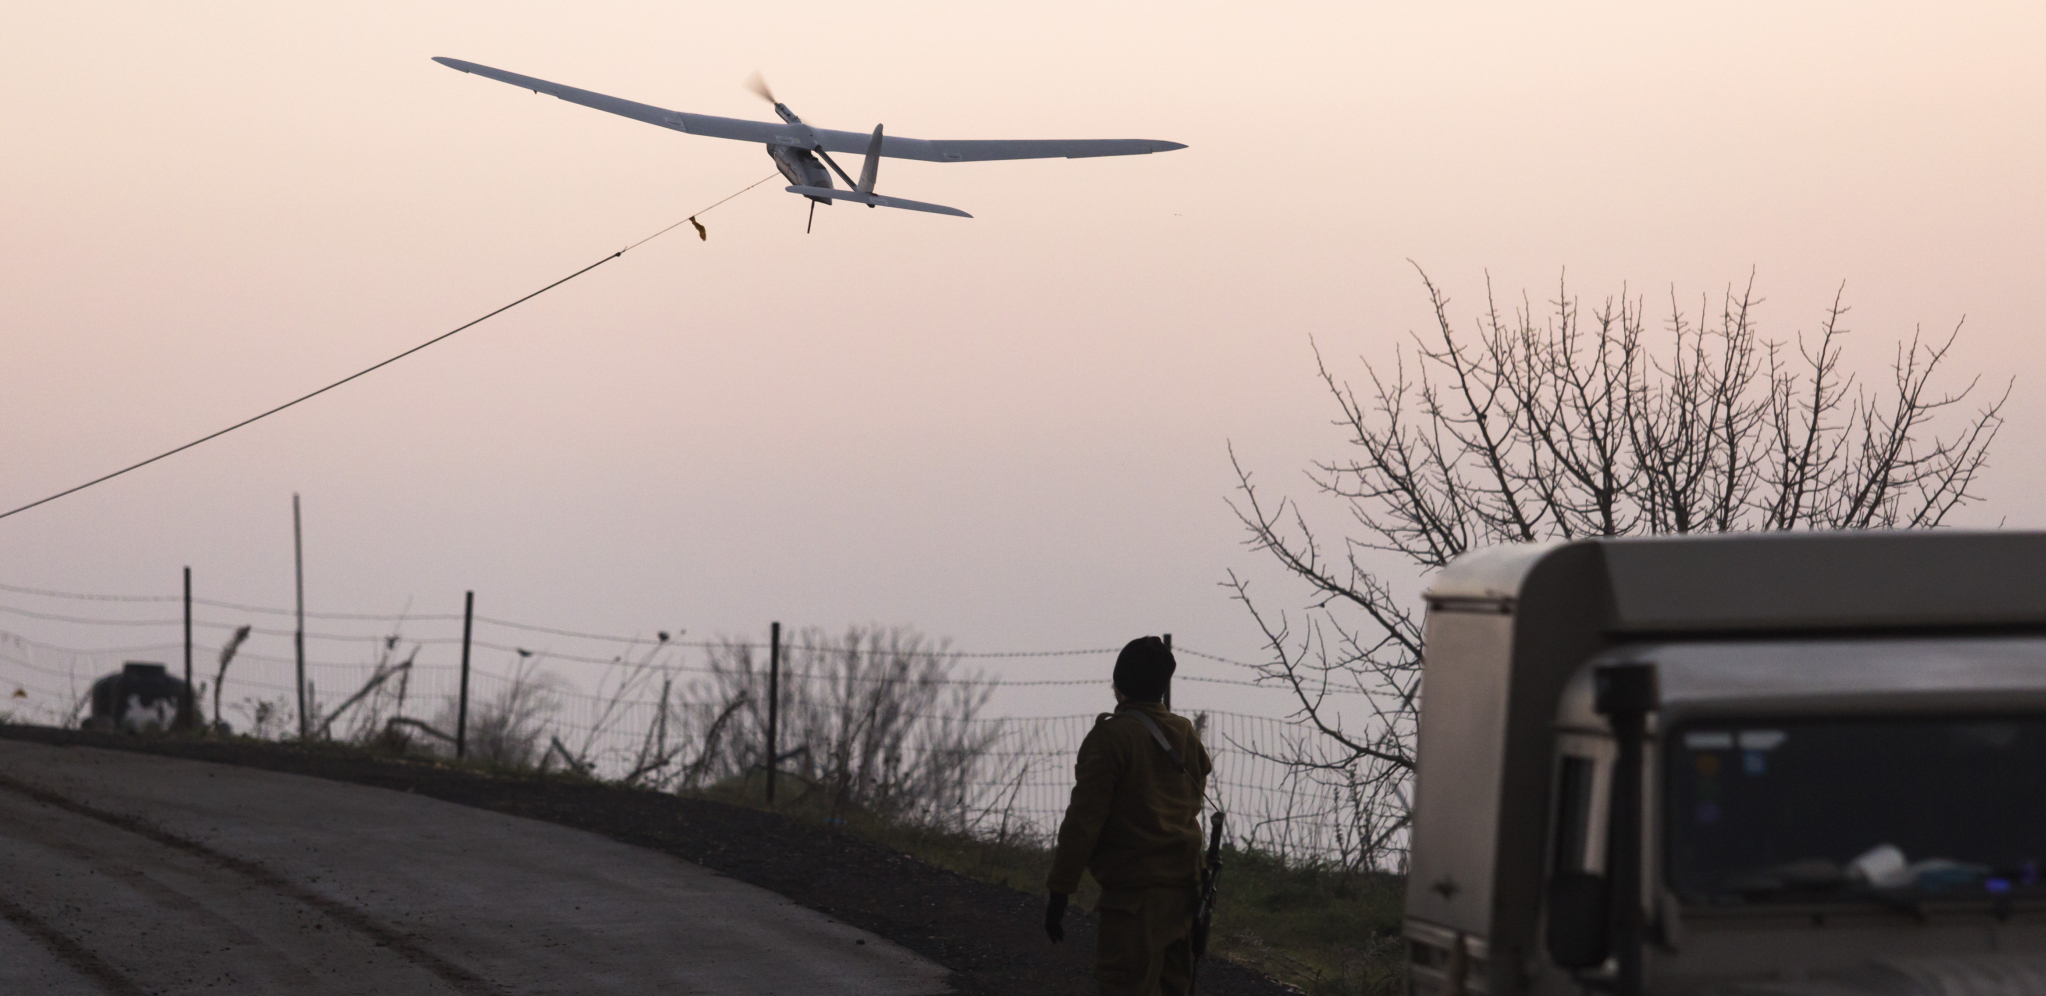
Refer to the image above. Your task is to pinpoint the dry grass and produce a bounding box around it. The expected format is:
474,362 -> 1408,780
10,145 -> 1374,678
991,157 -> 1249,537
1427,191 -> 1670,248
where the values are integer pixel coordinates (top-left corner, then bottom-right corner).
670,625 -> 1000,825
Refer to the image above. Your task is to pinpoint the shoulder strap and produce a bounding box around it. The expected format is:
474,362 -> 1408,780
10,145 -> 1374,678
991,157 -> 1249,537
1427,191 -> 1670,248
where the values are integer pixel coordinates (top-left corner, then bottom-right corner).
1122,708 -> 1188,775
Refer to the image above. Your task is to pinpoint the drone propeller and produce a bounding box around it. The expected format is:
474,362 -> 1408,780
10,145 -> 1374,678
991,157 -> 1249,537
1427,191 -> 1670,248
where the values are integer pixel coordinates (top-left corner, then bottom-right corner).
745,72 -> 803,125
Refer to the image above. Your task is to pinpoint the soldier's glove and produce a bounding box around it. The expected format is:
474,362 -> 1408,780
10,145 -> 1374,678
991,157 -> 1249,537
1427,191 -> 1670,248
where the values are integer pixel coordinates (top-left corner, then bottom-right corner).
1044,892 -> 1069,943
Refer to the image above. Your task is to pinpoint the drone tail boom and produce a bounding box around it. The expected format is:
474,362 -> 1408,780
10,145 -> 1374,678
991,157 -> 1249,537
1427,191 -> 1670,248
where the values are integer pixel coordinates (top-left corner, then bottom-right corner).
785,186 -> 971,218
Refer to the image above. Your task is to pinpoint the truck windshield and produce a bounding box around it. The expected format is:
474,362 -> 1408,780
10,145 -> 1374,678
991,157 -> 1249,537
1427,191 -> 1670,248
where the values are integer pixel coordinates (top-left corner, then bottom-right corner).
1666,716 -> 2046,904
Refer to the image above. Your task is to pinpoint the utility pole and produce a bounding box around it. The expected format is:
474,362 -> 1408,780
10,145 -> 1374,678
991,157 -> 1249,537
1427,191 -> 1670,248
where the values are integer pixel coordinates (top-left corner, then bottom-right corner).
457,590 -> 474,759
766,621 -> 780,804
182,566 -> 193,731
1162,632 -> 1173,711
293,493 -> 307,740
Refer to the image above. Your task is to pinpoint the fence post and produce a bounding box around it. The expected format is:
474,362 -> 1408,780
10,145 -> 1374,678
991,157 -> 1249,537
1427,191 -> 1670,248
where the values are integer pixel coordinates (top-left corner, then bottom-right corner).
457,590 -> 474,759
766,621 -> 780,804
182,566 -> 193,731
293,493 -> 307,740
1162,632 -> 1173,711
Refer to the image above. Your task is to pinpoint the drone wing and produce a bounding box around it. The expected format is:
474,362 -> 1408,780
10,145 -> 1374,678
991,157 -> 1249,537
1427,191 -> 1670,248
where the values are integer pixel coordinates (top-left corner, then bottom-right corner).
433,58 -> 1186,162
810,132 -> 1185,162
435,57 -> 786,144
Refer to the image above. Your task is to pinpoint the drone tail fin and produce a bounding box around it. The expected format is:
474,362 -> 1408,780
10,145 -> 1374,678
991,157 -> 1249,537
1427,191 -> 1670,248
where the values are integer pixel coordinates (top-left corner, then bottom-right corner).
856,124 -> 883,196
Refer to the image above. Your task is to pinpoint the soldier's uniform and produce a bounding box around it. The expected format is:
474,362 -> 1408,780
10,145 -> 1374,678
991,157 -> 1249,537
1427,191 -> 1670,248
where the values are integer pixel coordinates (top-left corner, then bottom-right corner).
1048,701 -> 1213,996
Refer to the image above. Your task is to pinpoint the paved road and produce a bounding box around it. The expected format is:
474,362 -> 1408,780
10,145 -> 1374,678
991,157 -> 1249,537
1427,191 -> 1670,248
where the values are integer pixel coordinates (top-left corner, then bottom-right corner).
0,740 -> 952,995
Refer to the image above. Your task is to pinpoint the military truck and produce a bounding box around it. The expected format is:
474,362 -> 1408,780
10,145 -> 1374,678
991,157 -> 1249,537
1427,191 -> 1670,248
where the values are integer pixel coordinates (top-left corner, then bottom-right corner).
1403,532 -> 2046,995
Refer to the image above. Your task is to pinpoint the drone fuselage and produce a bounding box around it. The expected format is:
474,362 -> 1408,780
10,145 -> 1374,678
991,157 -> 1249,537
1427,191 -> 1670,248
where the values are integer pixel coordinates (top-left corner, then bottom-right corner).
763,103 -> 834,207
766,143 -> 833,206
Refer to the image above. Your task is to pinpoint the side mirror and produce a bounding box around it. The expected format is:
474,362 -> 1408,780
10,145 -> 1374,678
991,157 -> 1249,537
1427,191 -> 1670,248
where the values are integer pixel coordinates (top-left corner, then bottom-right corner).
1546,871 -> 1610,968
1595,663 -> 1658,996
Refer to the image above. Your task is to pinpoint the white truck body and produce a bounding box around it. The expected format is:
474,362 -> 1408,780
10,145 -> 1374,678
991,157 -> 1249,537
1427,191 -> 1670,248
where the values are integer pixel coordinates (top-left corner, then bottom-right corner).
1404,532 -> 2046,994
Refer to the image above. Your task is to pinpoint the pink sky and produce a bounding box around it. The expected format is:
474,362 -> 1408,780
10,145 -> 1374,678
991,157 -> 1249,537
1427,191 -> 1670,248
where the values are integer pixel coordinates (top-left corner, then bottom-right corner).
2,2 -> 2041,717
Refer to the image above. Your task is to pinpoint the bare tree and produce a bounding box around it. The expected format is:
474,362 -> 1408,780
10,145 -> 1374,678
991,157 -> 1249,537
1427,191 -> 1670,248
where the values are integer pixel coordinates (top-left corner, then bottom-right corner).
1229,268 -> 2008,871
676,625 -> 1002,826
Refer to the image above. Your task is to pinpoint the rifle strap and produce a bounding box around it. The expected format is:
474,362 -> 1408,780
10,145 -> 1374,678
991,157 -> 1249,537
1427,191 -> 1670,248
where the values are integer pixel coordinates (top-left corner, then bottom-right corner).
1123,707 -> 1189,775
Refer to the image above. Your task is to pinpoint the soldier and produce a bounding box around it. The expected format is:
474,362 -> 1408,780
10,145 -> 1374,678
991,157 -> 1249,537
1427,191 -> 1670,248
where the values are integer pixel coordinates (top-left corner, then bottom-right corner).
1044,636 -> 1213,996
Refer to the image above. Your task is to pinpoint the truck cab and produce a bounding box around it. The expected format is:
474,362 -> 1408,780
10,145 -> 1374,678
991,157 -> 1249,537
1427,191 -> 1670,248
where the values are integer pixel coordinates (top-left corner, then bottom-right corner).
1403,533 -> 2046,994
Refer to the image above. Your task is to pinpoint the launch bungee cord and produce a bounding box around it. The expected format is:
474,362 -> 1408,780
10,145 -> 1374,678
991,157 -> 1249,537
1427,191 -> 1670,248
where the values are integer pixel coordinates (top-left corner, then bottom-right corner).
0,173 -> 779,523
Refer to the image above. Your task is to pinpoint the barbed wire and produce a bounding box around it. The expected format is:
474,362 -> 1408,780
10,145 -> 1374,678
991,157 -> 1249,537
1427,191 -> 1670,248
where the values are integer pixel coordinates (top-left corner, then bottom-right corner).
0,575 -> 1319,696
0,598 -> 1117,659
0,581 -> 1272,662
0,581 -> 184,603
0,622 -> 1331,696
197,600 -> 463,622
0,633 -> 185,656
1174,646 -> 1262,668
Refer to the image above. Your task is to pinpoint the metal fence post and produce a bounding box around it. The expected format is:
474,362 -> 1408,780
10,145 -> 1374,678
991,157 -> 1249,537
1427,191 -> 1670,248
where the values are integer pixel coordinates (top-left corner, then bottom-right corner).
457,590 -> 474,759
1162,632 -> 1173,711
182,566 -> 193,731
766,621 -> 780,804
293,494 -> 307,740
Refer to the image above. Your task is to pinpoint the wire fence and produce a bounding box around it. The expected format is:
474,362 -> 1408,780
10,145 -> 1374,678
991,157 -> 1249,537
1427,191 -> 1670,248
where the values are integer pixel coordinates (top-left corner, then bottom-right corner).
0,580 -> 1397,867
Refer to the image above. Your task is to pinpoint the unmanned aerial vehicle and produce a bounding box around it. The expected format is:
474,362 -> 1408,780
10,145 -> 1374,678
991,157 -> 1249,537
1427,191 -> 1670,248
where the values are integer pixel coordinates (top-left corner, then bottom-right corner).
434,57 -> 1186,226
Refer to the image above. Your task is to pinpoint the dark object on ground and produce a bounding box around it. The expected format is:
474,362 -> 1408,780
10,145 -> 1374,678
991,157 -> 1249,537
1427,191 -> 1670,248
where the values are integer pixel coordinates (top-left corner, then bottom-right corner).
0,724 -> 1297,996
84,663 -> 191,733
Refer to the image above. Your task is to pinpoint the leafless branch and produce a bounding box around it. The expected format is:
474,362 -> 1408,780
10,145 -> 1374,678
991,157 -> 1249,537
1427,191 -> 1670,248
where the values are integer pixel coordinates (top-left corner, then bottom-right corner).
1229,269 -> 2005,870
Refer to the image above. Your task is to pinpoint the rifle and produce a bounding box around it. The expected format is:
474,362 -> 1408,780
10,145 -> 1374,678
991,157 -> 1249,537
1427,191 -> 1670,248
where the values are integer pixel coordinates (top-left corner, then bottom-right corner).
1191,811 -> 1225,966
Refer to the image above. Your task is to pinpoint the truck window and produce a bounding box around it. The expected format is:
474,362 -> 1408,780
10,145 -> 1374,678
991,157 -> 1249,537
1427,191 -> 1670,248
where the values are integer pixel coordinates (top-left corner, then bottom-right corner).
1552,755 -> 1597,875
1665,715 -> 2046,904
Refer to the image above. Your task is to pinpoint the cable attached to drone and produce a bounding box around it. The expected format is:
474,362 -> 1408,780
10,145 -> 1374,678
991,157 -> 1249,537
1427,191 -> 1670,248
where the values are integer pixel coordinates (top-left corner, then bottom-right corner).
0,172 -> 779,523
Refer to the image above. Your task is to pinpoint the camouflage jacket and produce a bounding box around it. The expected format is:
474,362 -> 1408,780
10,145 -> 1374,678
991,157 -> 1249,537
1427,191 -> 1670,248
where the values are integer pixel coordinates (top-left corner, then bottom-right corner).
1046,701 -> 1212,894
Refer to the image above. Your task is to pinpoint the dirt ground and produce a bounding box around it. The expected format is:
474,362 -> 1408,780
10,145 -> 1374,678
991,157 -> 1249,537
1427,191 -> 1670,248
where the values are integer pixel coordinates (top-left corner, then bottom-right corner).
0,725 -> 1298,996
